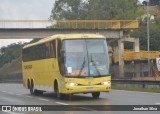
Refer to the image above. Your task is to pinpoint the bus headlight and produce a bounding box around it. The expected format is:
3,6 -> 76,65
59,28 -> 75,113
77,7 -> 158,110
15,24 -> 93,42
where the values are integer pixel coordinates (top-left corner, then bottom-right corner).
101,81 -> 111,85
67,82 -> 78,86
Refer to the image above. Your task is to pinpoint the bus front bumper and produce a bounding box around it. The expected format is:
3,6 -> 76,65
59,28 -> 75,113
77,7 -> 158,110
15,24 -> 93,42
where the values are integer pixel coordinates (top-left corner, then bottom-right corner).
63,84 -> 111,94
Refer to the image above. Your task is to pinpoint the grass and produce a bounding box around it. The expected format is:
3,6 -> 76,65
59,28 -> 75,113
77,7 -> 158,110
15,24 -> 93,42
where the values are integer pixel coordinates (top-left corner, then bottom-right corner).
112,85 -> 160,93
132,77 -> 160,81
0,57 -> 22,76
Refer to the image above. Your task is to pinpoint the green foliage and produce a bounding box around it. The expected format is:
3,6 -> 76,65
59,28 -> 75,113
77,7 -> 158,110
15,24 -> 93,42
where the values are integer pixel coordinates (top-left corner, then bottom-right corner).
0,38 -> 40,69
86,0 -> 139,20
149,0 -> 160,5
0,43 -> 25,68
0,57 -> 22,75
50,0 -> 142,20
50,0 -> 88,19
143,0 -> 160,6
131,19 -> 160,51
112,85 -> 160,93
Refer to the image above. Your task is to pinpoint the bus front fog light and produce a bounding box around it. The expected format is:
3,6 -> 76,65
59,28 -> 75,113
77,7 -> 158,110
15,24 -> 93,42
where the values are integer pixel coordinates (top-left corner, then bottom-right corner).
67,82 -> 78,86
101,81 -> 110,85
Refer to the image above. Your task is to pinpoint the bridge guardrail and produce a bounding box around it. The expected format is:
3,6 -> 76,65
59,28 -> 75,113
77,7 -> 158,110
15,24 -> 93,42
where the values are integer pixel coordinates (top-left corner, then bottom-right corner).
0,20 -> 139,29
113,50 -> 159,63
112,79 -> 160,89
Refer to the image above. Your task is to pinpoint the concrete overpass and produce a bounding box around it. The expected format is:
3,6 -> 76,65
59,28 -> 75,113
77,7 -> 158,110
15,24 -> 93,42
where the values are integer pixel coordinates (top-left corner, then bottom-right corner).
0,20 -> 139,77
0,20 -> 138,39
0,28 -> 124,39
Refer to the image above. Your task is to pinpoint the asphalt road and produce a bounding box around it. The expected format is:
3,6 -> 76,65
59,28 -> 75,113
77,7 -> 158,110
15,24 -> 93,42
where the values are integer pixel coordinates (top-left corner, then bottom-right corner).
0,83 -> 160,114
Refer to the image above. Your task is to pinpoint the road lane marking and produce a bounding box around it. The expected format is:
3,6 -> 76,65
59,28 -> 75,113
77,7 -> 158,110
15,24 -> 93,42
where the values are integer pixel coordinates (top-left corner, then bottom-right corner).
56,102 -> 69,105
15,94 -> 22,96
3,111 -> 20,114
8,92 -> 14,95
39,98 -> 49,102
26,95 -> 32,98
5,85 -> 9,87
79,107 -> 97,111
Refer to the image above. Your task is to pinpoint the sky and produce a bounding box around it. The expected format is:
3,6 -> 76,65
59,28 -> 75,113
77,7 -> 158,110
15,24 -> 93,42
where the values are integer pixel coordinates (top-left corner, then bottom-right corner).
0,0 -> 144,48
0,0 -> 54,48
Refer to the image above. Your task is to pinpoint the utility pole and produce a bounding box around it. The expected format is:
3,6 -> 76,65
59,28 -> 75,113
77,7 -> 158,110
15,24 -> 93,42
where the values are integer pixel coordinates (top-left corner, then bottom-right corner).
147,0 -> 150,77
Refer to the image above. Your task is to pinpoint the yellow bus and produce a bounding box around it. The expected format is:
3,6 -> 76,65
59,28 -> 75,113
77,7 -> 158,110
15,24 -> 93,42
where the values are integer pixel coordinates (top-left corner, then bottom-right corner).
22,34 -> 111,99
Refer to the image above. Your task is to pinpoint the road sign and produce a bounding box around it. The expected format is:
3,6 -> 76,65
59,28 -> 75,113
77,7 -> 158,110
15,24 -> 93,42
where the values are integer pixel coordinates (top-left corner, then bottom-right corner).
156,58 -> 160,71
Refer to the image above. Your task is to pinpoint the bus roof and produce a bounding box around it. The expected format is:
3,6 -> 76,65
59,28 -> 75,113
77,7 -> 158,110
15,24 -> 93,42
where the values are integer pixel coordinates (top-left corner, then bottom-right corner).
23,34 -> 106,49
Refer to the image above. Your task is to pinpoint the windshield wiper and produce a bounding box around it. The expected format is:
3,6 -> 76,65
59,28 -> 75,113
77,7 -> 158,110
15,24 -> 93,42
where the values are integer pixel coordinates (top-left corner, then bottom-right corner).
90,54 -> 101,76
78,57 -> 85,76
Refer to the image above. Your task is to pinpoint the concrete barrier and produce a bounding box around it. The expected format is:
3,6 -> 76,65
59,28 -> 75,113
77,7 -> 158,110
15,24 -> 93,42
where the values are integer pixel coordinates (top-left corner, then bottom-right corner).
0,73 -> 22,83
112,79 -> 160,89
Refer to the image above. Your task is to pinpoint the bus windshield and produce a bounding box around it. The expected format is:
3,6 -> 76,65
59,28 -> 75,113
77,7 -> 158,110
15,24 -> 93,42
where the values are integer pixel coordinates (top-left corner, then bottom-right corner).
63,39 -> 109,77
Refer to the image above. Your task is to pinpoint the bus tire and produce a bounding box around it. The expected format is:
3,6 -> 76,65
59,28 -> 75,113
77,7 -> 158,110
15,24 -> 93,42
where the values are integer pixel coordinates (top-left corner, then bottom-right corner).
34,89 -> 43,96
27,79 -> 30,89
30,81 -> 34,95
92,92 -> 100,98
59,93 -> 67,100
65,94 -> 72,100
54,81 -> 59,97
54,81 -> 65,100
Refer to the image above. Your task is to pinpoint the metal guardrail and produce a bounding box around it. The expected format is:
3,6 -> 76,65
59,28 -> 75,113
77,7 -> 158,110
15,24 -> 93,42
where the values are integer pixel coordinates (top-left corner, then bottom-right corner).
113,50 -> 159,63
0,20 -> 139,29
0,73 -> 22,83
112,79 -> 160,88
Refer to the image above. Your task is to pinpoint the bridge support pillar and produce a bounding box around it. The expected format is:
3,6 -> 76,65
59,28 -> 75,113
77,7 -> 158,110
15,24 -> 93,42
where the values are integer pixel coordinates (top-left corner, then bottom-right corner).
134,38 -> 140,52
118,38 -> 124,78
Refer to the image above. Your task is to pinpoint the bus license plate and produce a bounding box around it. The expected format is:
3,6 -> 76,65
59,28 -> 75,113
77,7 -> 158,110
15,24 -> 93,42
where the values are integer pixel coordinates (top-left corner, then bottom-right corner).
86,87 -> 94,90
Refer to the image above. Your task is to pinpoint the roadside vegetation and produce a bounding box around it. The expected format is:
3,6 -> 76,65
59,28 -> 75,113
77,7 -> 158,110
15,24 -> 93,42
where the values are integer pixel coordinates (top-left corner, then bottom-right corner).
112,85 -> 160,93
0,39 -> 40,76
0,57 -> 22,75
0,42 -> 25,68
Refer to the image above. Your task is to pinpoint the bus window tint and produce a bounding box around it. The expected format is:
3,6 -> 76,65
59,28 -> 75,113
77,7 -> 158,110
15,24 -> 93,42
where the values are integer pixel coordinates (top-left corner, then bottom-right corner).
86,39 -> 109,76
64,40 -> 89,76
64,39 -> 109,77
22,40 -> 56,62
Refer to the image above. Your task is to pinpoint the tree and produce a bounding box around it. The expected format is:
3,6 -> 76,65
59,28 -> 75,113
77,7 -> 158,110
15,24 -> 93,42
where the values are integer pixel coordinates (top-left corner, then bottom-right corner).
0,43 -> 25,68
149,0 -> 160,5
50,0 -> 88,20
143,0 -> 160,6
50,0 -> 142,20
142,1 -> 148,6
131,21 -> 160,51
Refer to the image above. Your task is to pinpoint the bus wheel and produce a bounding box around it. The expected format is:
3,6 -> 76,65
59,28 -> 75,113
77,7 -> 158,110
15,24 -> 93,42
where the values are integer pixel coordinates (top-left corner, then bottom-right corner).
30,81 -> 34,95
66,94 -> 72,100
59,93 -> 67,100
27,79 -> 30,89
92,92 -> 100,98
34,89 -> 43,96
54,81 -> 61,99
